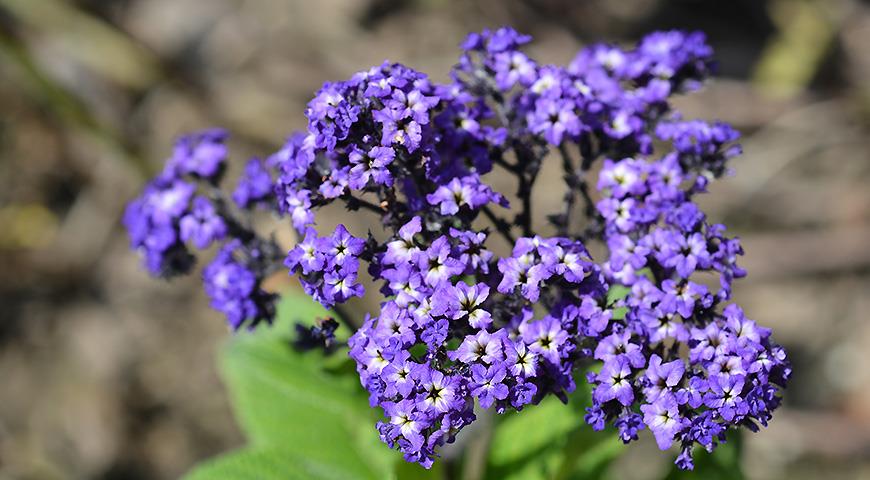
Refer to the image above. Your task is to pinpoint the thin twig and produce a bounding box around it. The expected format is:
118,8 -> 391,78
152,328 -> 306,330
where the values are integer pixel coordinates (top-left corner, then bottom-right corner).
512,141 -> 540,238
557,143 -> 578,237
494,155 -> 518,173
343,193 -> 384,215
208,186 -> 258,243
481,205 -> 517,245
575,136 -> 604,241
332,303 -> 359,333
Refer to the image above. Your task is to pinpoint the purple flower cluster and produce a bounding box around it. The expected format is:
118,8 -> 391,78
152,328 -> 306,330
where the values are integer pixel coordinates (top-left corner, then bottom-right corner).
583,119 -> 788,467
124,177 -> 198,276
233,157 -> 277,209
285,225 -> 366,308
125,26 -> 789,471
453,27 -> 714,158
656,118 -> 742,179
204,240 -> 277,330
343,217 -> 608,466
124,130 -> 282,329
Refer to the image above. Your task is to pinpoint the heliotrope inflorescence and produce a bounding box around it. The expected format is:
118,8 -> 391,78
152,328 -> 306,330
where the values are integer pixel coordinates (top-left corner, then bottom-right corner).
124,27 -> 790,470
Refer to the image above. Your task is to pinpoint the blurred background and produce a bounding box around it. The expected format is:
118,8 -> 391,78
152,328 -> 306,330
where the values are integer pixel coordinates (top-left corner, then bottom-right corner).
0,0 -> 868,479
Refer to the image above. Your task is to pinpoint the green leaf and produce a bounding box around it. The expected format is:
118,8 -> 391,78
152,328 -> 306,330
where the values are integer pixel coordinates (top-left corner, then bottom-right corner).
606,284 -> 631,320
272,290 -> 354,343
183,445 -> 392,480
486,372 -> 623,480
181,293 -> 398,480
182,446 -> 305,480
498,448 -> 563,480
558,431 -> 622,480
606,284 -> 631,306
488,396 -> 583,467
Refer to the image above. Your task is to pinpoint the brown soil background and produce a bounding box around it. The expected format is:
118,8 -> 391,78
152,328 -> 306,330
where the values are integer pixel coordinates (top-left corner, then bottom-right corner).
1,1 -> 869,478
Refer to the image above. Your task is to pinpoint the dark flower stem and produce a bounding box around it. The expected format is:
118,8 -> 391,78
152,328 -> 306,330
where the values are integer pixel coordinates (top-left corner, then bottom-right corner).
208,186 -> 259,243
558,144 -> 578,237
556,136 -> 602,240
342,193 -> 384,215
512,142 -> 541,238
332,302 -> 359,333
481,205 -> 517,245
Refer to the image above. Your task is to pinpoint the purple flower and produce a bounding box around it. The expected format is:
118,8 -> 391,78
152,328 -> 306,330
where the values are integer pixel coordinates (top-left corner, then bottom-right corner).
383,399 -> 425,447
603,110 -> 642,140
381,354 -> 416,399
521,316 -> 568,364
416,368 -> 458,413
391,89 -> 439,125
527,98 -> 582,145
676,447 -> 695,471
203,241 -> 275,330
417,236 -> 464,287
323,224 -> 365,267
594,356 -> 635,406
585,405 -> 607,431
426,175 -> 506,215
166,128 -> 228,179
597,158 -> 647,198
451,229 -> 493,274
384,216 -> 422,264
493,51 -> 537,90
272,133 -> 315,184
656,119 -> 739,177
349,146 -> 396,189
510,381 -> 537,409
548,243 -> 592,283
123,178 -> 196,277
594,331 -> 645,368
497,255 -> 550,303
615,412 -> 645,443
323,263 -> 365,306
607,234 -> 650,271
180,196 -> 227,249
641,309 -> 689,344
148,179 -> 195,224
704,374 -> 748,421
643,354 -> 685,402
384,265 -> 424,307
319,166 -> 349,199
233,158 -> 274,209
375,107 -> 423,153
427,177 -> 473,215
454,330 -> 504,364
661,231 -> 709,278
470,364 -> 509,409
450,282 -> 492,329
659,280 -> 710,318
667,202 -> 706,232
486,27 -> 532,53
285,228 -> 325,275
282,188 -> 314,230
641,393 -> 684,450
679,375 -> 708,409
420,316 -> 448,346
597,197 -> 638,233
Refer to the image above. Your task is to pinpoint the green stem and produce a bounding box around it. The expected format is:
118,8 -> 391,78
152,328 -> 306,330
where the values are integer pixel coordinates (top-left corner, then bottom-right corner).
461,409 -> 494,480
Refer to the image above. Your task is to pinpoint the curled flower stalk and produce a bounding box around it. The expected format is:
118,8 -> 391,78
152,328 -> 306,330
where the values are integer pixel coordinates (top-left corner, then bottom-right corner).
124,27 -> 790,471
